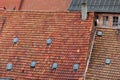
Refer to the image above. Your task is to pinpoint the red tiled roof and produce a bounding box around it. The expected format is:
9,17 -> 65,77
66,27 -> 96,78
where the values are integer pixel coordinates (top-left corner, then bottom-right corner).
0,0 -> 71,11
20,0 -> 71,11
0,11 -> 94,79
86,28 -> 120,79
0,0 -> 22,10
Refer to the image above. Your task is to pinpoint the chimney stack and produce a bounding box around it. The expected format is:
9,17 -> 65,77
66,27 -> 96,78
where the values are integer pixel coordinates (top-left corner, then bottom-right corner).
81,1 -> 87,20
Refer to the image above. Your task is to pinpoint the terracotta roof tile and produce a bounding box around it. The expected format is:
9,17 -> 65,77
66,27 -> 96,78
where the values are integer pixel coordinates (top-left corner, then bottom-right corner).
86,28 -> 120,79
0,0 -> 22,10
21,0 -> 71,11
0,11 -> 94,79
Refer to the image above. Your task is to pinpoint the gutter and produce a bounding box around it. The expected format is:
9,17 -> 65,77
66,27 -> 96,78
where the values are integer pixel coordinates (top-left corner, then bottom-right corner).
18,0 -> 24,10
83,27 -> 97,80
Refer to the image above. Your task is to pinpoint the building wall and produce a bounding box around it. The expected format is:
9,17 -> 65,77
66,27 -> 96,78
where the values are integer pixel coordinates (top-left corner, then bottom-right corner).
0,0 -> 22,10
96,13 -> 120,29
20,0 -> 71,11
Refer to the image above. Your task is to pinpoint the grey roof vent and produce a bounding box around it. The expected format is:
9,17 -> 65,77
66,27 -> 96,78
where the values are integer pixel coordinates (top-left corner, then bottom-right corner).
6,63 -> 12,71
97,31 -> 103,37
105,59 -> 111,64
30,61 -> 36,68
46,38 -> 52,45
52,63 -> 58,70
13,37 -> 19,44
73,64 -> 79,71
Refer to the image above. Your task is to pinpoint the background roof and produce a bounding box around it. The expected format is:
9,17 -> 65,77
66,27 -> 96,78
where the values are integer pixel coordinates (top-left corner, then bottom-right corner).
68,0 -> 120,12
0,0 -> 71,11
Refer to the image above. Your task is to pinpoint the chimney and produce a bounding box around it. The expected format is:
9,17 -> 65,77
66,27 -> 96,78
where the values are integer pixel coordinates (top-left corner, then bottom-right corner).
81,1 -> 87,20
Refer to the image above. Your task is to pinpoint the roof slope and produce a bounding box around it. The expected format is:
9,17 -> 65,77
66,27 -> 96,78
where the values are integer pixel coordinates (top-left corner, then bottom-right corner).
0,0 -> 22,10
86,28 -> 120,79
68,0 -> 120,12
0,11 -> 94,79
21,0 -> 71,11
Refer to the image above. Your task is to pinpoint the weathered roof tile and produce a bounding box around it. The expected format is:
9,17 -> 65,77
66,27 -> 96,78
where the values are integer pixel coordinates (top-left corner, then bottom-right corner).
86,28 -> 120,79
0,11 -> 94,79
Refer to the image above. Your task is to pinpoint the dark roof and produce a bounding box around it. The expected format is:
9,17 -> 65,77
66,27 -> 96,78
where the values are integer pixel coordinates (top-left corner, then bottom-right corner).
68,0 -> 120,12
0,11 -> 94,80
0,78 -> 12,80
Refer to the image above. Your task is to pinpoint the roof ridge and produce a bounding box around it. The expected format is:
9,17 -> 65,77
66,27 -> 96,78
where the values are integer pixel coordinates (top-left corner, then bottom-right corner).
4,10 -> 71,13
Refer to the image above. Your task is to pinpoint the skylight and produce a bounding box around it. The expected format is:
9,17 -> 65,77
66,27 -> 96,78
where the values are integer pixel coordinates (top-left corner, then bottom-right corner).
105,59 -> 111,65
52,63 -> 58,70
30,61 -> 36,68
46,38 -> 52,45
97,31 -> 103,37
6,63 -> 12,71
73,64 -> 79,71
13,37 -> 19,44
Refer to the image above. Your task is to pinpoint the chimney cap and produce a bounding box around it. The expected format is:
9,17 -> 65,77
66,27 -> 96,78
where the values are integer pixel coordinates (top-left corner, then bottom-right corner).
82,0 -> 87,3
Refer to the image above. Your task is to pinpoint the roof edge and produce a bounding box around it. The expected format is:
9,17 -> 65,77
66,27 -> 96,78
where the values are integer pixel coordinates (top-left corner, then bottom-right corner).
2,10 -> 95,13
